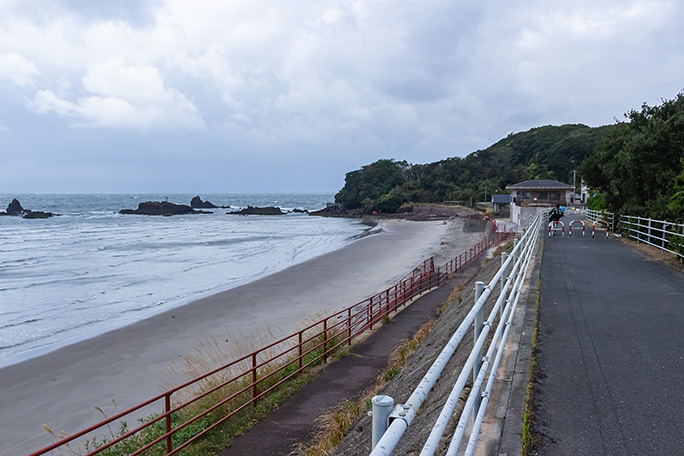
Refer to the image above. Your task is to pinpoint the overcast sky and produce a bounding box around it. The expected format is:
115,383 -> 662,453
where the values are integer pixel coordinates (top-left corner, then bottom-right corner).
1,0 -> 682,193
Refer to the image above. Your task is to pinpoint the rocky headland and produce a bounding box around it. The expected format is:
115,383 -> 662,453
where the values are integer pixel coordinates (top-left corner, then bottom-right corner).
0,198 -> 56,218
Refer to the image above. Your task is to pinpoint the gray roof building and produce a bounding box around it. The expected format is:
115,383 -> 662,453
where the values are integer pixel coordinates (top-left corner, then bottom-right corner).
506,179 -> 574,190
507,179 -> 574,229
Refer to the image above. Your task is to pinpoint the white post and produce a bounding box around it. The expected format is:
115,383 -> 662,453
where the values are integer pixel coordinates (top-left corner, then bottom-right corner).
473,281 -> 485,417
500,253 -> 509,294
371,395 -> 395,450
500,253 -> 509,319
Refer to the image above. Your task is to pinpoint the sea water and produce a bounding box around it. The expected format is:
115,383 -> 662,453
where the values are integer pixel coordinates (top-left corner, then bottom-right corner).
0,193 -> 365,367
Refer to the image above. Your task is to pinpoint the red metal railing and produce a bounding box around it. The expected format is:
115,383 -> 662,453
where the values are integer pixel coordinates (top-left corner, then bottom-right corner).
29,229 -> 513,456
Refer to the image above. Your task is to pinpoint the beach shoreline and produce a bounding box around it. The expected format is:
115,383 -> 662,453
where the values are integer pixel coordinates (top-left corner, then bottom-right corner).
0,218 -> 484,455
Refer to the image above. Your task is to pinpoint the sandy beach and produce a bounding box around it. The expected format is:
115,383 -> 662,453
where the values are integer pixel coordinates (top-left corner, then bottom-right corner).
0,219 -> 483,455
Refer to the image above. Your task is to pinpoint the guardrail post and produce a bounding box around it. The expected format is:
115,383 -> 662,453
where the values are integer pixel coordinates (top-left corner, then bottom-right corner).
347,308 -> 352,345
371,395 -> 394,450
369,296 -> 373,330
473,281 -> 485,416
648,218 -> 652,244
500,252 -> 509,319
299,331 -> 303,368
500,253 -> 509,294
323,318 -> 328,363
252,353 -> 258,401
512,239 -> 518,262
165,393 -> 173,453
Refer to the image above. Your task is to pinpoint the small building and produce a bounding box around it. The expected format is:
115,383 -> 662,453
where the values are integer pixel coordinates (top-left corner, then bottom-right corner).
492,194 -> 511,216
506,179 -> 573,228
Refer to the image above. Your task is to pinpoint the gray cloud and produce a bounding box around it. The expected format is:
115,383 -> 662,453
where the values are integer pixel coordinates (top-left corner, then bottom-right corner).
0,0 -> 682,193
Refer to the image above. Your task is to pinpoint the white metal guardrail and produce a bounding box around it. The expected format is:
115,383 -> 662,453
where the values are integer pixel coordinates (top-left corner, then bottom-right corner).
621,215 -> 684,260
584,208 -> 615,232
369,210 -> 545,456
584,209 -> 684,258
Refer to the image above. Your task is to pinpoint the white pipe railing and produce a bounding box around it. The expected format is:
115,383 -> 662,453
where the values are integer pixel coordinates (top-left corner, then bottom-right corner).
620,215 -> 684,259
584,208 -> 615,232
369,211 -> 545,456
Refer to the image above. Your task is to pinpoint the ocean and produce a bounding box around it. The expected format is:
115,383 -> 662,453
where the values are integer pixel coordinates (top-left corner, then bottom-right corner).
0,193 -> 366,367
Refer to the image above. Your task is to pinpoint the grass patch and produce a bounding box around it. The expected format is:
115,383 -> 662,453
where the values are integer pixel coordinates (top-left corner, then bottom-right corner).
293,316 -> 438,456
45,316 -> 348,456
521,275 -> 542,454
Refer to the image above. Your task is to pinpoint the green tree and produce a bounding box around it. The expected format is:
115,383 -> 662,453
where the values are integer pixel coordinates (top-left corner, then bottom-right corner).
582,91 -> 684,218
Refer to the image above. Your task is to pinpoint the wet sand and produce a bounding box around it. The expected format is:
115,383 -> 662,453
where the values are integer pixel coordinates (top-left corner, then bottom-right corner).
0,219 -> 483,455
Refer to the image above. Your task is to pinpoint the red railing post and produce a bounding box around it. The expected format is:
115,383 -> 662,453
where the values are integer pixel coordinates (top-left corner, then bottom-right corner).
369,296 -> 373,330
298,331 -> 303,369
252,353 -> 258,401
165,393 -> 172,453
323,319 -> 328,363
385,289 -> 389,315
347,308 -> 352,345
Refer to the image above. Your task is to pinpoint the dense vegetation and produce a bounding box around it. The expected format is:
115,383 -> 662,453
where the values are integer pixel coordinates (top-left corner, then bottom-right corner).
581,92 -> 684,221
335,91 -> 684,222
335,124 -> 615,212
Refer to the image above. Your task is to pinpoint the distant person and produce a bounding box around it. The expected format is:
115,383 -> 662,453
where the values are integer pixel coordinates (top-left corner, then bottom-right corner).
560,204 -> 566,215
549,204 -> 563,223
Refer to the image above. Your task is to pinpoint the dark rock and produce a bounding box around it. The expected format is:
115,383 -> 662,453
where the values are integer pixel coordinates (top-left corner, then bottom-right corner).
120,201 -> 211,216
291,208 -> 309,214
6,198 -> 24,215
0,198 -> 56,218
227,206 -> 285,216
23,211 -> 54,219
190,196 -> 218,209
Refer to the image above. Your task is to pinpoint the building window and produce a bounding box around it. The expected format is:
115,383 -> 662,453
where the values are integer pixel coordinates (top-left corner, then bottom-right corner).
550,192 -> 561,200
536,191 -> 548,199
522,192 -> 531,199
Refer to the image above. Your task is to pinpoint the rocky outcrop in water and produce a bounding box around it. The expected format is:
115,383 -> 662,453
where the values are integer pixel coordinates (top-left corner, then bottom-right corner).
6,198 -> 24,215
227,206 -> 285,215
190,196 -> 217,209
0,198 -> 56,218
120,201 -> 211,216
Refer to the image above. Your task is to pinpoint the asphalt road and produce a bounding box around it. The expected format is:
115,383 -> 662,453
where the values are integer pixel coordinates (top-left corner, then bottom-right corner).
534,216 -> 684,455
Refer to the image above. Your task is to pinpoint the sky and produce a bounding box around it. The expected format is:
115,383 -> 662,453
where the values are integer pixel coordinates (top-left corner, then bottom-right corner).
0,0 -> 682,193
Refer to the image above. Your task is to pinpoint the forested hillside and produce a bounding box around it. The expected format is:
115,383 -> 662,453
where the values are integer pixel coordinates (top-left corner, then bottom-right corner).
335,123 -> 615,213
334,91 -> 684,219
581,92 -> 684,220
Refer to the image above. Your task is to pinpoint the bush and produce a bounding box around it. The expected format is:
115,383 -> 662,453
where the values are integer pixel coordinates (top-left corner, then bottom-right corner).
377,193 -> 403,213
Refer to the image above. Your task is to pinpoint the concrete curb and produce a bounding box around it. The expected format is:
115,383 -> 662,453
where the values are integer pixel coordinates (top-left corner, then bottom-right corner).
482,233 -> 544,456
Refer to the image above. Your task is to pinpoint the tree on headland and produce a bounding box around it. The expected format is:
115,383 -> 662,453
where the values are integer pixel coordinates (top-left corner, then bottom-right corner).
335,124 -> 613,212
582,91 -> 684,219
334,91 -> 684,218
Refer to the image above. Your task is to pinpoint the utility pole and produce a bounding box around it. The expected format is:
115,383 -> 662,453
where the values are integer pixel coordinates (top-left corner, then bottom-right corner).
571,170 -> 577,202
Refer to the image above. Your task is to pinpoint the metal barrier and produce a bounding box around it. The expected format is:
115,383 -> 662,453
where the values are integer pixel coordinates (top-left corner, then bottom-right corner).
621,215 -> 684,259
568,220 -> 585,237
369,211 -> 544,456
548,220 -> 564,237
592,220 -> 610,238
30,229 -> 513,456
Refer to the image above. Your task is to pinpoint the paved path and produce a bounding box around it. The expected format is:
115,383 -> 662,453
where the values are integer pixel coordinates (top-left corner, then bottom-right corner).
533,216 -> 684,455
218,258 -> 487,456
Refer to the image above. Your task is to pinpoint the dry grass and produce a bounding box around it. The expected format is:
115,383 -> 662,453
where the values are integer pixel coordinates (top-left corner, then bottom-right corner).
45,311 -> 352,456
291,316 -> 438,456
